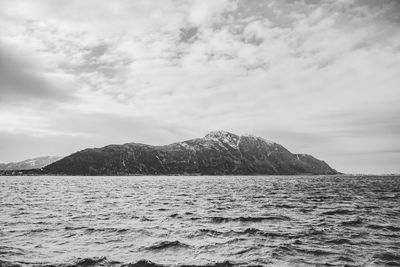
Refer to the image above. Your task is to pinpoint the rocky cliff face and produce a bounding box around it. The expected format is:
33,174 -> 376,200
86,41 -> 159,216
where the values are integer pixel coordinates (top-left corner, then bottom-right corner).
43,131 -> 338,175
0,156 -> 62,171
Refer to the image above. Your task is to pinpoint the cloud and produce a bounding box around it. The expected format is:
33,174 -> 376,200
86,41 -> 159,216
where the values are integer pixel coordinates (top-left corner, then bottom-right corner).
0,42 -> 75,104
188,0 -> 236,26
0,0 -> 400,173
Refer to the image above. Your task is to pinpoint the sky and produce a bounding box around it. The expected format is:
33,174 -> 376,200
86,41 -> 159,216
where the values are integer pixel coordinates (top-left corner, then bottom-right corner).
0,0 -> 399,174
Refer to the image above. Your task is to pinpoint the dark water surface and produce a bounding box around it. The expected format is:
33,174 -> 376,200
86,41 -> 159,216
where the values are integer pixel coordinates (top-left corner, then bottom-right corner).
1,175 -> 399,266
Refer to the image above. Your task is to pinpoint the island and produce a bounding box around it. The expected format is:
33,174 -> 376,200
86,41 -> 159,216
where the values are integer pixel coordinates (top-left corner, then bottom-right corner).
3,131 -> 339,176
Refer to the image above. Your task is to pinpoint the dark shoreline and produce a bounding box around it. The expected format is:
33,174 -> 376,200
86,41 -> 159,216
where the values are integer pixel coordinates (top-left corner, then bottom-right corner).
1,173 -> 342,176
3,173 -> 400,177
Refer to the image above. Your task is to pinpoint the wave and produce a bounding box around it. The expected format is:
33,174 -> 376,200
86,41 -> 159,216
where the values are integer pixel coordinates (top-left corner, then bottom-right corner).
69,257 -> 107,266
367,224 -> 400,232
64,226 -> 87,231
5,257 -> 113,267
124,259 -> 236,267
238,228 -> 287,238
230,247 -> 257,255
63,226 -> 130,234
83,227 -> 129,233
210,215 -> 290,223
0,260 -> 22,267
179,261 -> 235,267
326,238 -> 354,245
199,238 -> 247,250
373,252 -> 400,265
0,246 -> 26,256
197,227 -> 286,238
335,256 -> 355,263
145,240 -> 190,251
295,247 -> 336,256
0,258 -> 241,267
140,216 -> 154,222
27,228 -> 53,233
341,217 -> 364,226
122,259 -> 164,267
198,229 -> 227,236
321,209 -> 355,216
274,204 -> 296,209
0,258 -> 238,267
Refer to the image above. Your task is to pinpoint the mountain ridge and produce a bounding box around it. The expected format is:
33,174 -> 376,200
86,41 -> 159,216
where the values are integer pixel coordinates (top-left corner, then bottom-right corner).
41,131 -> 338,175
0,156 -> 62,171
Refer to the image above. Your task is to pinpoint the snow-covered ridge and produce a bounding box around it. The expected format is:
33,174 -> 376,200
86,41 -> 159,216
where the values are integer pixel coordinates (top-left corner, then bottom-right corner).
205,131 -> 235,139
203,131 -> 277,149
204,131 -> 239,148
242,133 -> 276,145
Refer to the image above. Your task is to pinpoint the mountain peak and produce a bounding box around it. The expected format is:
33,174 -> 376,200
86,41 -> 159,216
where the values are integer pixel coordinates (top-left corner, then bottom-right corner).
242,133 -> 276,145
204,130 -> 237,140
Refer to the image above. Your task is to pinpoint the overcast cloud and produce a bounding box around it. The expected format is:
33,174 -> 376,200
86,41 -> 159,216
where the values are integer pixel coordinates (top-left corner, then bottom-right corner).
0,0 -> 399,173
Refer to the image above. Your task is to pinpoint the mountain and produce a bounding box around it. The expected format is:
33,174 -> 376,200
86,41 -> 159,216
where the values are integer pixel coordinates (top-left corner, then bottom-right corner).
0,156 -> 62,171
43,131 -> 338,175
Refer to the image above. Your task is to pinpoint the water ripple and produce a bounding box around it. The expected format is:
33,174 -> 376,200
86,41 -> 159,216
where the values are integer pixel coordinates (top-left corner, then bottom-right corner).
0,175 -> 399,266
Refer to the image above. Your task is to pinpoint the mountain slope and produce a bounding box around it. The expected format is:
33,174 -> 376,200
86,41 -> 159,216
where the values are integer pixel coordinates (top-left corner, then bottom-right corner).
44,131 -> 338,175
0,156 -> 62,171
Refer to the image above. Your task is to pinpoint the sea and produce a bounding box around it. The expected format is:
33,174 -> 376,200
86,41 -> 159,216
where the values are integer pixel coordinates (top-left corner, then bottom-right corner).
0,175 -> 399,267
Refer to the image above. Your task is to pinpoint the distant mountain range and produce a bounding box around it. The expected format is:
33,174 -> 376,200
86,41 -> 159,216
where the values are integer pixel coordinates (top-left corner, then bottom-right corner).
37,131 -> 337,175
0,156 -> 61,171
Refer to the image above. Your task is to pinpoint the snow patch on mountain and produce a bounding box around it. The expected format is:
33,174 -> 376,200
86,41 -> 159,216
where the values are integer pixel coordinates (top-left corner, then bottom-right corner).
0,156 -> 62,171
242,133 -> 276,145
204,131 -> 240,148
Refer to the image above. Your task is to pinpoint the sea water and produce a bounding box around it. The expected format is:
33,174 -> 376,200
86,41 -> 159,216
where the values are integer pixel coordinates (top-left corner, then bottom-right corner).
0,175 -> 399,266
